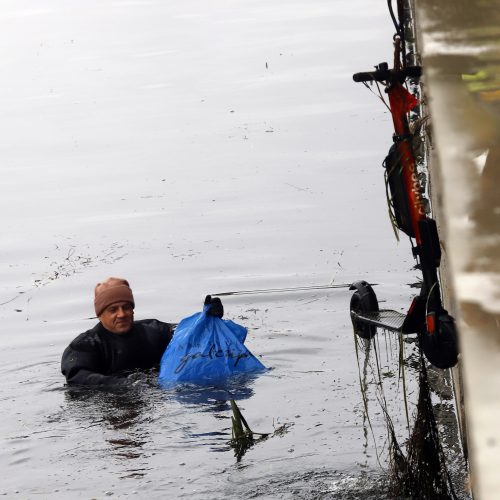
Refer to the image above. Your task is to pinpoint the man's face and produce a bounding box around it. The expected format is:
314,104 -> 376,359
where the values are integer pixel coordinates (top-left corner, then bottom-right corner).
99,301 -> 134,334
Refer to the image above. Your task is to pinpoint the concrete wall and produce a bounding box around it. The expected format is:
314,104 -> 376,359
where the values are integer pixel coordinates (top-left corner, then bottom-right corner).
414,1 -> 500,498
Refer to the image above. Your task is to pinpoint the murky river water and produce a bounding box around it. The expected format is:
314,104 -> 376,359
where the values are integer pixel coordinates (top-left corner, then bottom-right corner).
0,1 -> 442,498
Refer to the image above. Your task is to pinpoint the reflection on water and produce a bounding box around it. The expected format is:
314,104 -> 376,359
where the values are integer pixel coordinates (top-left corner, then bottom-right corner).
64,385 -> 153,476
65,386 -> 151,430
63,372 -> 260,465
167,373 -> 257,407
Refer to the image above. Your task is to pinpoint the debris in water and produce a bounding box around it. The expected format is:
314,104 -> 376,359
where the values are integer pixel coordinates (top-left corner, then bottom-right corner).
229,400 -> 292,462
353,328 -> 464,499
388,359 -> 459,500
230,399 -> 267,461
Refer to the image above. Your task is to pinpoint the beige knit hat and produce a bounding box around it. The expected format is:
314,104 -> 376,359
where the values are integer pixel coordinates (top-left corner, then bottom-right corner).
94,277 -> 135,316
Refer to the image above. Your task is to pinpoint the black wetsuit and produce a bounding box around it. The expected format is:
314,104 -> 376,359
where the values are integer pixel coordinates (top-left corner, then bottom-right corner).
61,319 -> 174,386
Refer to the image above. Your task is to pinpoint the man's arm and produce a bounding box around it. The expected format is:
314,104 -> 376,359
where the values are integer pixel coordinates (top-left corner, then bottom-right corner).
61,332 -> 126,387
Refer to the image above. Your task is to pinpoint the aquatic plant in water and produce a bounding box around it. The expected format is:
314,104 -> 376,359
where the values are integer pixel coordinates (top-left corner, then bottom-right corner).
229,399 -> 292,462
354,331 -> 461,499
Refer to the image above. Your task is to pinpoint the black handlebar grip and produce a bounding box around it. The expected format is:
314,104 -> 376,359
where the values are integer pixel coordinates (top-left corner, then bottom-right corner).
352,71 -> 378,82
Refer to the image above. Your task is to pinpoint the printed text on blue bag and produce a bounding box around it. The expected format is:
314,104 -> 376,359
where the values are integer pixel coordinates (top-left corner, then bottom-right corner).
174,342 -> 252,374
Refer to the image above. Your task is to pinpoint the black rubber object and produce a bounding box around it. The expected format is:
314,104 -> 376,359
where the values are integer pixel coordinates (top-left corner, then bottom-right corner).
420,312 -> 459,369
349,281 -> 380,339
418,218 -> 442,268
384,143 -> 415,237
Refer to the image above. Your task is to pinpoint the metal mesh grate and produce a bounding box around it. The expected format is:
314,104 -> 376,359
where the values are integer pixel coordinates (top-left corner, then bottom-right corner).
351,309 -> 406,332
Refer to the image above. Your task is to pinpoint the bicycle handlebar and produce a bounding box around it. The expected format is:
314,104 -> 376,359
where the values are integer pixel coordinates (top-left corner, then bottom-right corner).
353,64 -> 421,83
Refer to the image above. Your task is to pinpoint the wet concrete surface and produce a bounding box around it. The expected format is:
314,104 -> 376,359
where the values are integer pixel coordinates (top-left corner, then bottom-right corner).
415,0 -> 500,498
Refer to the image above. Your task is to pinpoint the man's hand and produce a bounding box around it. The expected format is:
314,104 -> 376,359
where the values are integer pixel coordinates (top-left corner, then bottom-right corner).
204,295 -> 224,318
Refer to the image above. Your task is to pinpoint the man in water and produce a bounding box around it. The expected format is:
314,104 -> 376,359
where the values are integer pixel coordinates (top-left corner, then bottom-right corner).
61,277 -> 223,386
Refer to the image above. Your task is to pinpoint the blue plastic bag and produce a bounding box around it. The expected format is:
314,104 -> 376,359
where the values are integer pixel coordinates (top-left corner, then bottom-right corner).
158,305 -> 266,386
